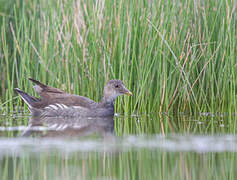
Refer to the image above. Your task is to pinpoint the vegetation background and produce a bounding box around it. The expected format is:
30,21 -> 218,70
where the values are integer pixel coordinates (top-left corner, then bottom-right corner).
0,0 -> 236,116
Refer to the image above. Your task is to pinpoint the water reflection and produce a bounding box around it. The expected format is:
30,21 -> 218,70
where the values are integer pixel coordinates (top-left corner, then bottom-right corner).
0,135 -> 237,156
22,116 -> 115,138
0,113 -> 236,179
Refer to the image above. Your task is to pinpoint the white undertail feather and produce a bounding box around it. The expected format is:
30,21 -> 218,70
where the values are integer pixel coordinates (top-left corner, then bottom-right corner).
22,98 -> 32,109
33,85 -> 43,94
15,89 -> 33,109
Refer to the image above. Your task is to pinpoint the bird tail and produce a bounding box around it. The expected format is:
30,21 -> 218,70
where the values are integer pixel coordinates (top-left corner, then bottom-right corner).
14,88 -> 39,109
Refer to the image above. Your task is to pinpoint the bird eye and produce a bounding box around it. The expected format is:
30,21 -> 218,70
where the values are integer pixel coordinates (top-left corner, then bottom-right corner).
115,84 -> 119,88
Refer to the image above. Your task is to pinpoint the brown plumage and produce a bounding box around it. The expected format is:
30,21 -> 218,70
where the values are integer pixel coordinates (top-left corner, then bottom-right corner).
15,78 -> 132,117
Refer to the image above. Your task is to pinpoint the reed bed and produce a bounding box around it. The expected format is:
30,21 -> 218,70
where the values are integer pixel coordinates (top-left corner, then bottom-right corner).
0,0 -> 236,116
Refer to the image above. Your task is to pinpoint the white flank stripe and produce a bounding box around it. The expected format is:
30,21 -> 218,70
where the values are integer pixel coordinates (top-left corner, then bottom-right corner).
72,106 -> 82,109
61,124 -> 68,130
56,124 -> 64,131
61,104 -> 68,109
49,124 -> 58,129
56,103 -> 63,109
49,105 -> 58,110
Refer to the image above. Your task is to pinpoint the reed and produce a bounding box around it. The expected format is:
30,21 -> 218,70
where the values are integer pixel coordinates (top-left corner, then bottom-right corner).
0,0 -> 236,117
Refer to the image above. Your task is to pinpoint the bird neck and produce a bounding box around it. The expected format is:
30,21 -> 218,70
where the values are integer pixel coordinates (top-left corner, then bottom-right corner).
99,96 -> 115,109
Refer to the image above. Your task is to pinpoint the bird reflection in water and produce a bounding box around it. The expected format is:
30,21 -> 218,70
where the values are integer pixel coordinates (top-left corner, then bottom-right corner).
22,115 -> 115,138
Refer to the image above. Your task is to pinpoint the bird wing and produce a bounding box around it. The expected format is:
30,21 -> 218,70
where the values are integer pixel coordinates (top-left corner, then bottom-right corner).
29,78 -> 65,99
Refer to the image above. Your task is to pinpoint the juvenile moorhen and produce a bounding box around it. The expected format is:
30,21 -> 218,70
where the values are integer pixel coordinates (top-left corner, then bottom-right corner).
15,78 -> 132,117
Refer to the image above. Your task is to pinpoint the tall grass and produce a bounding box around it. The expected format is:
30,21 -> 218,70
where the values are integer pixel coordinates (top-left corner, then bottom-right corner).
0,0 -> 236,115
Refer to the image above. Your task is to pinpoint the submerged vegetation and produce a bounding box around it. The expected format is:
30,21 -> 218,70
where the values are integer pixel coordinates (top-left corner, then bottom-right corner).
0,0 -> 236,115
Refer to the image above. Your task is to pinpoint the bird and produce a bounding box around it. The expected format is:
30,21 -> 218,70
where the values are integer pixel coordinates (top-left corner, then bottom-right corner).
15,78 -> 132,118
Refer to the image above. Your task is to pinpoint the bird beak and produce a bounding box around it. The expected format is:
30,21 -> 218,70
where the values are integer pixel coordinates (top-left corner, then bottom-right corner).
124,89 -> 133,96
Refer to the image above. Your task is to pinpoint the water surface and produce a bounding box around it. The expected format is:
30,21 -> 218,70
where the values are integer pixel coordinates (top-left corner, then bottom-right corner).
0,113 -> 237,180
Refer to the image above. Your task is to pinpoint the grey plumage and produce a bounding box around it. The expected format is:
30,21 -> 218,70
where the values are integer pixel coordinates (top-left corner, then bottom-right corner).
15,78 -> 132,118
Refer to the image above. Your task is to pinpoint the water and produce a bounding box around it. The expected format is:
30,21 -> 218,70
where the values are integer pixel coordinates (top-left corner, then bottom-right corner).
0,113 -> 237,179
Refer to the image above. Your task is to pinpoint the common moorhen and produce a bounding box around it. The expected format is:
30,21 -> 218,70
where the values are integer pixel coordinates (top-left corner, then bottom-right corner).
15,78 -> 132,117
